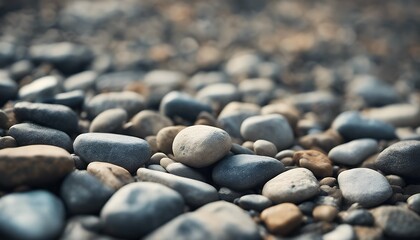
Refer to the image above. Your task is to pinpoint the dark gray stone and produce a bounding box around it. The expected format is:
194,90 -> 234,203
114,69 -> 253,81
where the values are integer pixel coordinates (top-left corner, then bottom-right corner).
341,209 -> 374,226
160,91 -> 212,122
9,60 -> 33,80
212,154 -> 284,191
0,75 -> 18,105
0,42 -> 16,66
166,163 -> 206,182
144,201 -> 260,240
332,111 -> 396,140
407,193 -> 420,214
375,140 -> 420,179
0,136 -> 16,149
43,90 -> 85,108
74,133 -> 151,173
14,101 -> 78,134
100,182 -> 184,239
9,123 -> 73,152
137,168 -> 218,208
0,190 -> 65,240
18,76 -> 62,102
60,171 -> 114,215
0,109 -> 8,129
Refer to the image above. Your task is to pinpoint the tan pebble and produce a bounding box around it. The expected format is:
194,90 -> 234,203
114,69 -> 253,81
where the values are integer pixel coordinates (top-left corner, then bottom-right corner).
260,203 -> 303,236
313,205 -> 338,222
280,157 -> 295,166
87,162 -> 134,190
319,177 -> 337,187
293,150 -> 333,178
242,141 -> 254,151
129,110 -> 173,138
149,152 -> 168,165
160,157 -> 176,169
146,135 -> 158,154
298,129 -> 343,152
254,139 -> 277,157
156,125 -> 186,154
354,226 -> 383,240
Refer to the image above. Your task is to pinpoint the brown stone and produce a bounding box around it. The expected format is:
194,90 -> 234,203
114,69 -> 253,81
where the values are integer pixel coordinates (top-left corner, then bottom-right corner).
313,205 -> 338,222
0,145 -> 74,188
146,135 -> 158,155
156,125 -> 186,154
319,177 -> 337,187
87,162 -> 134,190
260,203 -> 303,236
261,103 -> 301,130
298,129 -> 343,152
293,150 -> 333,178
129,110 -> 173,138
354,226 -> 383,240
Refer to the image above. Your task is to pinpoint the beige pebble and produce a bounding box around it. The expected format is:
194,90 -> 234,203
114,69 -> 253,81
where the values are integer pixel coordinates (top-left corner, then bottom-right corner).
313,205 -> 338,222
87,162 -> 134,190
254,139 -> 277,157
261,203 -> 303,236
293,150 -> 333,178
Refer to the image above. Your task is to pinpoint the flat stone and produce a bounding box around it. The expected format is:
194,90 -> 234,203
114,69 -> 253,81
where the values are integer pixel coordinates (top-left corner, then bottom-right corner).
332,111 -> 396,140
261,203 -> 303,236
371,205 -> 420,238
84,92 -> 145,119
328,139 -> 378,166
64,70 -> 98,91
43,90 -> 85,108
262,168 -> 320,204
375,140 -> 420,179
160,91 -> 212,122
172,125 -> 231,168
129,110 -> 173,138
145,201 -> 260,240
156,126 -> 186,154
14,101 -> 78,134
74,133 -> 151,173
213,154 -> 285,191
9,123 -> 73,152
60,170 -> 114,215
225,53 -> 261,77
100,182 -> 184,239
87,162 -> 134,190
253,139 -> 277,157
89,108 -> 127,133
9,60 -> 33,81
293,150 -> 333,178
0,145 -> 74,188
0,190 -> 65,240
363,104 -> 420,128
166,162 -> 206,182
323,224 -> 355,240
312,205 -> 338,222
218,187 -> 246,202
340,209 -> 374,226
241,114 -> 294,151
407,193 -> 420,214
237,194 -> 272,211
338,168 -> 392,207
137,168 -> 218,208
18,76 -> 61,102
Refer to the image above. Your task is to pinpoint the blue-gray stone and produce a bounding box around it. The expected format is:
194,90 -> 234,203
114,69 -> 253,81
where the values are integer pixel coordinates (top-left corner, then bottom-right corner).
340,209 -> 374,226
160,91 -> 212,122
8,123 -> 73,152
74,133 -> 151,173
14,101 -> 78,134
213,154 -> 285,191
100,182 -> 184,239
18,76 -> 62,102
43,90 -> 85,108
332,111 -> 396,140
237,194 -> 272,211
328,139 -> 378,165
375,140 -> 420,179
0,74 -> 18,105
89,108 -> 127,133
64,71 -> 97,92
0,190 -> 65,240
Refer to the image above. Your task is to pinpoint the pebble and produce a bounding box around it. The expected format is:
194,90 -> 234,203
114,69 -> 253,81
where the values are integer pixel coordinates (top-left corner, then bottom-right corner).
218,102 -> 261,139
261,102 -> 301,130
407,193 -> 420,214
253,139 -> 277,157
331,111 -> 396,140
64,70 -> 98,92
298,129 -> 343,153
145,201 -> 260,240
149,152 -> 168,165
353,226 -> 383,240
129,110 -> 173,138
241,114 -> 294,151
0,145 -> 74,188
60,170 -> 114,215
60,216 -> 115,240
337,168 -> 392,207
73,133 -> 151,173
323,224 -> 355,240
0,76 -> 18,104
375,140 -> 420,179
14,101 -> 79,134
188,71 -> 227,91
100,182 -> 184,239
319,177 -> 337,187
43,90 -> 85,108
84,91 -> 145,119
231,143 -> 255,155
340,209 -> 374,226
159,91 -> 212,122
293,150 -> 333,178
275,149 -> 295,160
0,136 -> 17,149
0,42 -> 16,66
196,83 -> 241,112
385,175 -> 406,187
218,187 -> 246,202
261,203 -> 303,236
160,157 -> 176,168
166,162 -> 206,182
298,201 -> 315,216
328,139 -> 378,166
9,60 -> 33,80
312,205 -> 338,222
147,164 -> 167,172
225,53 -> 260,77
363,103 -> 420,128
213,154 -> 284,191
172,125 -> 232,168
18,75 -> 62,102
262,168 -> 320,204
239,78 -> 275,105
89,108 -> 127,133
29,42 -> 93,74
87,162 -> 134,190
0,190 -> 65,240
137,168 -> 218,208
371,205 -> 420,238
146,135 -> 158,154
237,194 -> 272,211
9,123 -> 73,152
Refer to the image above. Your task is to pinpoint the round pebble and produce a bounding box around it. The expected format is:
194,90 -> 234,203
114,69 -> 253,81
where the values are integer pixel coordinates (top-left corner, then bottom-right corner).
156,126 -> 185,154
172,125 -> 232,168
18,76 -> 61,102
312,205 -> 338,222
328,138 -> 378,165
323,224 -> 355,240
89,108 -> 127,133
237,194 -> 272,211
160,91 -> 212,122
261,203 -> 303,236
253,139 -> 277,157
87,162 -> 134,190
338,168 -> 392,208
0,136 -> 17,149
407,193 -> 420,214
129,110 -> 173,138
